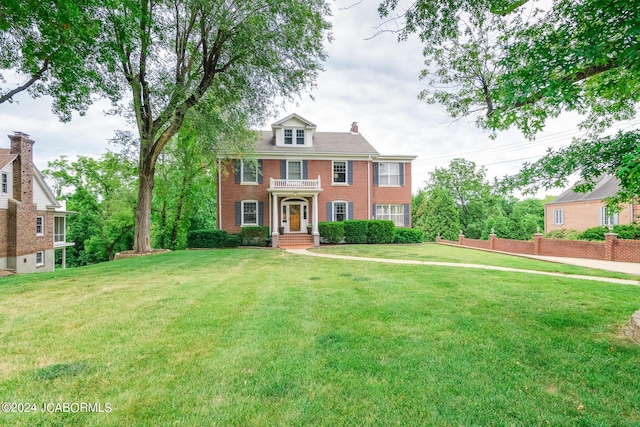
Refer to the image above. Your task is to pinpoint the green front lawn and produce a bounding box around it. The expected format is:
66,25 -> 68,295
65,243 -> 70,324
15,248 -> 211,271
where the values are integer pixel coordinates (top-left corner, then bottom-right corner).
312,243 -> 640,280
1,249 -> 639,426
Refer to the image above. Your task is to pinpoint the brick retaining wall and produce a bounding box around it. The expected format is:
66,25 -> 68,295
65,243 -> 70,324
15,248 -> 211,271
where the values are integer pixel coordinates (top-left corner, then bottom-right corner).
438,233 -> 640,264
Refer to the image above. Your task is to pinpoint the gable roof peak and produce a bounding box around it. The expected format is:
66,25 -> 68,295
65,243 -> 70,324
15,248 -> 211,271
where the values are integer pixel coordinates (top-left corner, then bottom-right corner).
271,113 -> 317,129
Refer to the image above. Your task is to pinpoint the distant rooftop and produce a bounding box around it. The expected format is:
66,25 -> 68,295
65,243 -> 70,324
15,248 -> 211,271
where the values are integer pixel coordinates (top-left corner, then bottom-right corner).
548,175 -> 621,204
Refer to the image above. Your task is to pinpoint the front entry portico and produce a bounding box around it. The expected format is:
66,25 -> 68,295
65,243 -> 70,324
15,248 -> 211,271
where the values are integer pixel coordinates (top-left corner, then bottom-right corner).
268,176 -> 322,247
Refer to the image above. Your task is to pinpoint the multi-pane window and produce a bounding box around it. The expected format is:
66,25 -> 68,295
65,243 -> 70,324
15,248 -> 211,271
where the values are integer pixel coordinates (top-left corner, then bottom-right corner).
552,208 -> 564,225
36,216 -> 44,235
601,207 -> 615,226
36,251 -> 44,266
334,202 -> 347,222
333,161 -> 346,183
288,161 -> 302,179
379,163 -> 400,186
54,217 -> 65,243
1,172 -> 7,193
243,201 -> 258,226
241,160 -> 258,183
296,129 -> 305,145
284,129 -> 293,144
376,204 -> 404,226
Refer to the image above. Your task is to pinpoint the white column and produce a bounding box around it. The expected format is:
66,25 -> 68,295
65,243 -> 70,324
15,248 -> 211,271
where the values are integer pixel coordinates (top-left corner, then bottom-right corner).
272,193 -> 278,232
61,247 -> 66,269
313,193 -> 319,234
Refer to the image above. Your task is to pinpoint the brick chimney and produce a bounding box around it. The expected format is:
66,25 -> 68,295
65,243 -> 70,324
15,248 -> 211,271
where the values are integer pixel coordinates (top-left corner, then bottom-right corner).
350,122 -> 359,134
9,132 -> 35,204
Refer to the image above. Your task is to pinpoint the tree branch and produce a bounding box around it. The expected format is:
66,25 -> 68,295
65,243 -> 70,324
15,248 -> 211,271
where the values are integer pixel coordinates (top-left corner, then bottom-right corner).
0,57 -> 50,104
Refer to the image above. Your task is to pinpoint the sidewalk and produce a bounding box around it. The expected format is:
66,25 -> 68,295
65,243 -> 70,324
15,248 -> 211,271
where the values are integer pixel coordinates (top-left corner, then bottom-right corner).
286,249 -> 640,286
522,255 -> 640,276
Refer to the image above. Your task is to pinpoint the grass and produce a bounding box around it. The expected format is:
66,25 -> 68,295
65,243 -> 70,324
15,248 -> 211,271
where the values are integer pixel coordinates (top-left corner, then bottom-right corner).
0,249 -> 639,426
311,243 -> 640,280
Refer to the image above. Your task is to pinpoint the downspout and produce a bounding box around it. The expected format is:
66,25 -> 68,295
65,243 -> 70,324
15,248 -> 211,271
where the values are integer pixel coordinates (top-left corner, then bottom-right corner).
217,157 -> 222,230
367,154 -> 371,219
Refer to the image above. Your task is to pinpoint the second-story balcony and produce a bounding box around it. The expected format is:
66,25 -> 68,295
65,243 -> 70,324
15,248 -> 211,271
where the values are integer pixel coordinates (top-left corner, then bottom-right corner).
269,176 -> 322,192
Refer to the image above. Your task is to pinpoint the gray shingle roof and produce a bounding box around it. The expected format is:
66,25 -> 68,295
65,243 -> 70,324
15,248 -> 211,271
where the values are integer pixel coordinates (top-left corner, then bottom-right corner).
548,175 -> 621,204
255,131 -> 379,155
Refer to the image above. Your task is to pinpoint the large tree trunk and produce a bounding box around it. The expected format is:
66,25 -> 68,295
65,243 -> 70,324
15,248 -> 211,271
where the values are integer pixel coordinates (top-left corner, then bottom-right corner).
133,159 -> 155,252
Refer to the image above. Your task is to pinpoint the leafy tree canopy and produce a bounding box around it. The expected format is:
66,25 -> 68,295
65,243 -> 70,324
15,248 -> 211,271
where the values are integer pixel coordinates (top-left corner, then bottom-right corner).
379,0 -> 640,200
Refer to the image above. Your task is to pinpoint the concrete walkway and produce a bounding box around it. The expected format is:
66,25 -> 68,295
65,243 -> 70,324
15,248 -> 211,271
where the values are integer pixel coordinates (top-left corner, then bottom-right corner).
286,249 -> 640,286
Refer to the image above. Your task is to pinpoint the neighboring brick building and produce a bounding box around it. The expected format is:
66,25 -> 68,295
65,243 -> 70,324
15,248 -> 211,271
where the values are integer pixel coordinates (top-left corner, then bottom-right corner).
217,113 -> 416,247
0,132 -> 74,273
545,175 -> 639,233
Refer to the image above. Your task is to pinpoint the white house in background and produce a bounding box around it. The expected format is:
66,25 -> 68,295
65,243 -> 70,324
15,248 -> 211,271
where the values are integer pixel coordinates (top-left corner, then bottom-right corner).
0,132 -> 75,273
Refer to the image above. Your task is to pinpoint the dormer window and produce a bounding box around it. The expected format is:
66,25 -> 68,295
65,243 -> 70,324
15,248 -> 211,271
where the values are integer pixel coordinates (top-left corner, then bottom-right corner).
284,129 -> 293,145
296,129 -> 305,145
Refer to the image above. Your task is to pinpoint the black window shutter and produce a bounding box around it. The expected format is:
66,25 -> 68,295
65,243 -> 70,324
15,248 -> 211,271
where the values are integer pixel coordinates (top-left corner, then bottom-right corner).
235,202 -> 241,226
373,163 -> 379,187
258,202 -> 264,226
281,160 -> 286,179
258,160 -> 263,184
399,163 -> 405,187
348,161 -> 353,185
303,160 -> 308,179
348,202 -> 354,220
326,202 -> 332,221
404,203 -> 410,226
235,160 -> 241,184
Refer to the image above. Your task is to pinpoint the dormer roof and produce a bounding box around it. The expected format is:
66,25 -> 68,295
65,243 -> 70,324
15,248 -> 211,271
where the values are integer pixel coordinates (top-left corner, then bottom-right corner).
271,113 -> 316,131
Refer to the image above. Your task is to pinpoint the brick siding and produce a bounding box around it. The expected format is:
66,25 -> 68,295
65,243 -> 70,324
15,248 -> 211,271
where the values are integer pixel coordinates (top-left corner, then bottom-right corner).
218,158 -> 413,233
493,238 -> 535,254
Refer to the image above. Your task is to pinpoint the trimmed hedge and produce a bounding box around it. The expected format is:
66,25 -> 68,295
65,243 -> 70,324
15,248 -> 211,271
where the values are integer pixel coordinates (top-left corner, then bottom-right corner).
393,228 -> 424,244
577,224 -> 640,241
241,226 -> 270,246
343,220 -> 368,244
318,222 -> 344,244
367,220 -> 395,244
187,229 -> 241,248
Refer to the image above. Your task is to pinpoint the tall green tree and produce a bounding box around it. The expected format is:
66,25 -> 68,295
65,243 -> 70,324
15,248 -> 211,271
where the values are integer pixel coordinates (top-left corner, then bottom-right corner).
425,158 -> 495,238
44,153 -> 137,264
378,0 -> 640,198
420,189 -> 460,242
94,0 -> 331,253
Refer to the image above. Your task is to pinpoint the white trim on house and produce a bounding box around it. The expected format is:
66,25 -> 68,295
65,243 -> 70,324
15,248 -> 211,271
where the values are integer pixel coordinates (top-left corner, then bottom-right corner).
376,204 -> 404,227
378,162 -> 401,187
36,216 -> 44,236
332,200 -> 348,222
332,160 -> 348,185
240,160 -> 258,184
36,251 -> 44,266
241,200 -> 259,226
552,208 -> 564,225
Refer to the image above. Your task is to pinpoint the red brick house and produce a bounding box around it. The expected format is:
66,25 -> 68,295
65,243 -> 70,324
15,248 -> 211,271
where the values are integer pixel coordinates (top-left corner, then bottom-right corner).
0,132 -> 74,273
545,175 -> 639,233
217,113 -> 416,247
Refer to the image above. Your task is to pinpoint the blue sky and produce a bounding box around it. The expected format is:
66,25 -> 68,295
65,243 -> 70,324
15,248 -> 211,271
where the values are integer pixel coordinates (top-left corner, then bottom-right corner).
1,0 -> 632,195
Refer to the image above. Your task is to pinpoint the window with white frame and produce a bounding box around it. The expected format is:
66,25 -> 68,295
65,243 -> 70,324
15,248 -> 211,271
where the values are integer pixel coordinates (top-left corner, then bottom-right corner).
552,208 -> 564,225
36,251 -> 44,266
296,129 -> 305,145
36,216 -> 44,235
241,160 -> 258,183
54,217 -> 65,243
379,163 -> 400,186
333,161 -> 347,184
376,204 -> 404,226
601,206 -> 615,226
1,172 -> 7,193
284,129 -> 293,145
242,201 -> 258,226
287,160 -> 302,180
333,201 -> 347,222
